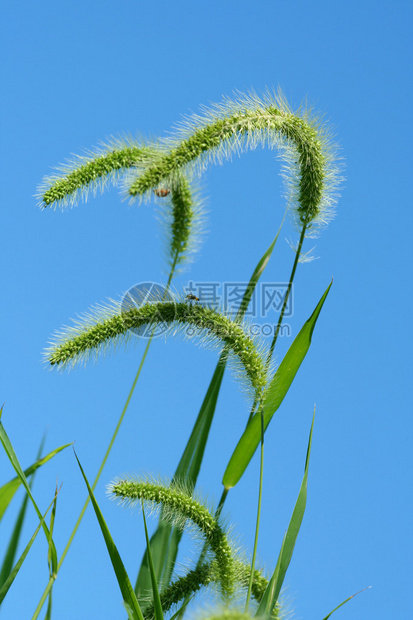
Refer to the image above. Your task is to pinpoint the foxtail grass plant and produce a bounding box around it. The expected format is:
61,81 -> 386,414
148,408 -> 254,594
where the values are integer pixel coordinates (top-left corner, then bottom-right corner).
0,90 -> 355,619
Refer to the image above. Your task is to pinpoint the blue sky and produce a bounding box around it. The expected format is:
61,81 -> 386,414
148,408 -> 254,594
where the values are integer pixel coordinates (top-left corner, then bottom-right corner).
1,1 -> 412,618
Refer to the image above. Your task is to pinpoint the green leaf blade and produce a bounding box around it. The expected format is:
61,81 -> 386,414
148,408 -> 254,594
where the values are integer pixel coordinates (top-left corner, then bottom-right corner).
256,410 -> 315,616
0,492 -> 57,605
0,415 -> 62,562
0,515 -> 45,604
141,504 -> 164,620
235,222 -> 285,321
0,440 -> 71,522
74,452 -> 144,620
0,436 -> 46,590
223,281 -> 332,489
321,587 -> 372,620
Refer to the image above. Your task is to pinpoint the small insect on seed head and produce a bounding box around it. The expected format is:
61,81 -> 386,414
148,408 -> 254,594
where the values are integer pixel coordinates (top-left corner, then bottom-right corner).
186,294 -> 200,302
153,188 -> 171,197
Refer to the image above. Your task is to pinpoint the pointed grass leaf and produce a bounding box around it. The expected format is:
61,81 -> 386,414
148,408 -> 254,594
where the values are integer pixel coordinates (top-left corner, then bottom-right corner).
256,410 -> 315,616
321,587 -> 372,620
0,416 -> 59,560
169,596 -> 194,620
0,436 -> 46,590
0,493 -> 30,593
74,451 -> 144,620
223,281 -> 332,489
43,485 -> 61,620
263,280 -> 332,417
135,523 -> 179,599
235,219 -> 285,321
47,483 -> 60,578
0,442 -> 72,522
0,493 -> 57,604
135,229 -> 283,596
141,503 -> 164,620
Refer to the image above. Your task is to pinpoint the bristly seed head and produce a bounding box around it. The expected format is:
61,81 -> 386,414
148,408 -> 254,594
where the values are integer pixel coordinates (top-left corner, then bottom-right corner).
108,477 -> 237,598
45,297 -> 271,403
124,89 -> 342,237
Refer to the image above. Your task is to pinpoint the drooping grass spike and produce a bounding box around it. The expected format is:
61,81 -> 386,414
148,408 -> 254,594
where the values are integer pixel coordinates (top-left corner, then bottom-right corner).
37,140 -> 204,270
157,172 -> 205,272
45,298 -> 270,402
108,478 -> 236,598
124,90 -> 341,234
37,138 -> 152,209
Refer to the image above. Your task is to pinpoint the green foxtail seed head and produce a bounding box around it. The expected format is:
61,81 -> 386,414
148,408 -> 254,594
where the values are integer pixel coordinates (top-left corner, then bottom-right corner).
37,139 -> 205,269
45,295 -> 271,402
108,477 -> 236,599
37,136 -> 154,209
155,173 -> 206,273
123,89 -> 342,236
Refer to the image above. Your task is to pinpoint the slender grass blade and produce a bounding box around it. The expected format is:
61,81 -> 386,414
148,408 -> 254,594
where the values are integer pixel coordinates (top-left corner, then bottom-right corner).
74,451 -> 144,620
0,411 -> 58,558
235,224 -> 285,321
321,586 -> 372,620
223,281 -> 332,489
47,484 -> 58,577
0,494 -> 56,604
44,483 -> 60,620
0,442 -> 71,522
169,595 -> 194,620
0,493 -> 31,594
0,436 -> 46,590
141,503 -> 164,620
256,410 -> 315,616
44,580 -> 53,619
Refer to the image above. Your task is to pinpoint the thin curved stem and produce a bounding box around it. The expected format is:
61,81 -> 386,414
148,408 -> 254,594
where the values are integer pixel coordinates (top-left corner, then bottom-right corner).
59,342 -> 152,572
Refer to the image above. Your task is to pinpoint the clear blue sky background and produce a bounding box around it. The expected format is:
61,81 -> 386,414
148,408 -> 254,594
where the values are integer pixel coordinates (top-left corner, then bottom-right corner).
1,2 -> 412,619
